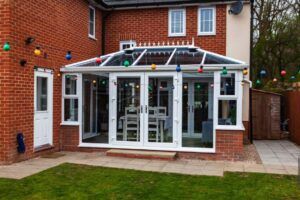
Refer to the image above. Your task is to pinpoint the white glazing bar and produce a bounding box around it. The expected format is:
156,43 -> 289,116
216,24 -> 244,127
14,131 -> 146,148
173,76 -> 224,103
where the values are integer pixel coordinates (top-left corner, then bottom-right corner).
165,48 -> 177,65
132,49 -> 147,66
201,52 -> 207,65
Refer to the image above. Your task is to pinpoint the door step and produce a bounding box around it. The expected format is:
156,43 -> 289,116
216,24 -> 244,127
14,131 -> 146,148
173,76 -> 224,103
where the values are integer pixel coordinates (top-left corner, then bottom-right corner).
106,149 -> 177,160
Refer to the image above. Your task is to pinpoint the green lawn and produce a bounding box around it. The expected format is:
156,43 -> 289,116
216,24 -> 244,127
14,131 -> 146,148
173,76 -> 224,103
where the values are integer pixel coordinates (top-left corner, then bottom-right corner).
0,163 -> 299,200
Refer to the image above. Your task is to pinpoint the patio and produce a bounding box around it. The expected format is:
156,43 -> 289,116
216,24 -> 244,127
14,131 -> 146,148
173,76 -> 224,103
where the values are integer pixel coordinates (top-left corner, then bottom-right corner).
0,150 -> 298,180
254,140 -> 300,167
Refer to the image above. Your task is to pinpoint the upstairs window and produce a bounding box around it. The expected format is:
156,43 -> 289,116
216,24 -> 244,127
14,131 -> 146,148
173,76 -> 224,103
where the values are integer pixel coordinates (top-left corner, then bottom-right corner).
168,9 -> 186,37
89,6 -> 96,38
198,7 -> 216,35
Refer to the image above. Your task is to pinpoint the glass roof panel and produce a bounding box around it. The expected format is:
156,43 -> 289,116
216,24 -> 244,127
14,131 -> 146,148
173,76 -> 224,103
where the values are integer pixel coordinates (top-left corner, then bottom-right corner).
105,49 -> 144,66
204,53 -> 240,64
169,48 -> 204,65
136,48 -> 174,65
79,57 -> 109,67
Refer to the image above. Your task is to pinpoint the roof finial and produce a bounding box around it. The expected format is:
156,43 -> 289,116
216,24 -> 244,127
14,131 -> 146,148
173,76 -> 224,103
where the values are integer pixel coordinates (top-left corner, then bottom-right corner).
192,37 -> 195,46
167,41 -> 170,46
148,41 -> 151,46
162,41 -> 165,46
172,41 -> 175,45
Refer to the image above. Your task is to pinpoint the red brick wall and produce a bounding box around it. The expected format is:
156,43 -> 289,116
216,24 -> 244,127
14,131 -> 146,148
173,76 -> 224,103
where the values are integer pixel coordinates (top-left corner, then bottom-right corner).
0,0 -> 102,164
61,129 -> 244,161
0,0 -> 12,164
104,5 -> 226,54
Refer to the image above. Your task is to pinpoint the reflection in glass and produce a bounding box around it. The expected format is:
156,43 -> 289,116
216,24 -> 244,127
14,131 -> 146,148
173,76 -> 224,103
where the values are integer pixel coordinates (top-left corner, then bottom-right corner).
218,100 -> 237,125
64,99 -> 78,121
65,75 -> 77,95
116,78 -> 141,142
105,50 -> 143,66
221,73 -> 235,95
148,77 -> 173,143
137,49 -> 174,65
182,73 -> 214,148
169,48 -> 204,65
82,74 -> 109,144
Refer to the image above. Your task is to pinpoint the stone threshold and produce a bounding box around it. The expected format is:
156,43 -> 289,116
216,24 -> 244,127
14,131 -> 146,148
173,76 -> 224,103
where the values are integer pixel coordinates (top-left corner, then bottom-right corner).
106,149 -> 177,160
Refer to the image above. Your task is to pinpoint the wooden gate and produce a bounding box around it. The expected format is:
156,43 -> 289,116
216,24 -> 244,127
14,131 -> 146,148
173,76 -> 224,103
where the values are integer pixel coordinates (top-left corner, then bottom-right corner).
252,89 -> 282,139
284,91 -> 300,145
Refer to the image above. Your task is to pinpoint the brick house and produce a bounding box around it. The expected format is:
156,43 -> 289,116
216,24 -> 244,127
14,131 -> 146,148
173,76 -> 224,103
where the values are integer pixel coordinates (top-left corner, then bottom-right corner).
0,0 -> 251,164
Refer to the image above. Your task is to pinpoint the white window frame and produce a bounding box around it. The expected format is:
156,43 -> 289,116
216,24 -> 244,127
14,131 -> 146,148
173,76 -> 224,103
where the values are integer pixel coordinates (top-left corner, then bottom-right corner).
198,6 -> 216,36
168,8 -> 186,37
119,40 -> 136,50
214,71 -> 244,130
61,74 -> 82,126
88,6 -> 96,39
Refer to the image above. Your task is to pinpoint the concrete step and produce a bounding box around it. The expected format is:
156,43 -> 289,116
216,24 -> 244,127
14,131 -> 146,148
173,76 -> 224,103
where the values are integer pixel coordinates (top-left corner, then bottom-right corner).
106,149 -> 177,160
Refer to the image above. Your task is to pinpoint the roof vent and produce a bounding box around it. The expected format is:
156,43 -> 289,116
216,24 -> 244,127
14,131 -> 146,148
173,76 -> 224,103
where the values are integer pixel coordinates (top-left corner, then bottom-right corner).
229,0 -> 243,15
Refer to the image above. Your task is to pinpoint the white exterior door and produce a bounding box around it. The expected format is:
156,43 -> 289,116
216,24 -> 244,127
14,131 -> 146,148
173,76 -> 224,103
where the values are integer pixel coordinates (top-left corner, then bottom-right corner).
34,70 -> 53,148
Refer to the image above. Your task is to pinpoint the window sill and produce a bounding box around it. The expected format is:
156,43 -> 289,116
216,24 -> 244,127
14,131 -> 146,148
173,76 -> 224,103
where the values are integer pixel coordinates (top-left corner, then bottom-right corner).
216,125 -> 245,131
168,34 -> 186,38
61,122 -> 80,126
89,35 -> 97,41
198,33 -> 216,36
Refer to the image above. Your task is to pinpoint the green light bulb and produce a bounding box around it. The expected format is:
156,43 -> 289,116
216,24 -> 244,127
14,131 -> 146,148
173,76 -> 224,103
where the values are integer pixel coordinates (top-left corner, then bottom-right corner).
3,42 -> 10,51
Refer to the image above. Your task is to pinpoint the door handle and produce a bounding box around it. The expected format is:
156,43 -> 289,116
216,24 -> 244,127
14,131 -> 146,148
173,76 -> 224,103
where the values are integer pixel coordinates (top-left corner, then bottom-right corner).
145,105 -> 148,113
140,105 -> 143,113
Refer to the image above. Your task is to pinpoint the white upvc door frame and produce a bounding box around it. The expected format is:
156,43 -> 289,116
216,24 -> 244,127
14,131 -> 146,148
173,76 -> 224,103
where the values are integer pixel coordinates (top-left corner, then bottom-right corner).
34,70 -> 53,148
109,72 -> 145,147
144,72 -> 179,148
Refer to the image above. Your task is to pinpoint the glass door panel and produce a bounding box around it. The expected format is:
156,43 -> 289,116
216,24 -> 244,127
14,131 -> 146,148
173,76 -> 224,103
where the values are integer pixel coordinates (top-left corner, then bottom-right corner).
182,82 -> 189,134
116,77 -> 141,142
193,82 -> 209,135
144,73 -> 177,147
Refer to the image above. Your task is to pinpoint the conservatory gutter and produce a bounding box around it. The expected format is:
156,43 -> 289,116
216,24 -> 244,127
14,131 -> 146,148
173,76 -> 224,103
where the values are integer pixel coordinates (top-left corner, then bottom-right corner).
60,64 -> 249,73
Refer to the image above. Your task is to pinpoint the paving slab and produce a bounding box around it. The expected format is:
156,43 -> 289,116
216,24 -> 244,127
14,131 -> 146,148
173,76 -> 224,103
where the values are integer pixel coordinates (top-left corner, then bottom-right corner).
254,140 -> 300,168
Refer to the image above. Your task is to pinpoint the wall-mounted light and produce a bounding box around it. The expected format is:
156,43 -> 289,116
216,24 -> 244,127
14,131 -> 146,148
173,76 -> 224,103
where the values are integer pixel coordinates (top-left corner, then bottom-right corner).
25,37 -> 35,45
20,59 -> 27,67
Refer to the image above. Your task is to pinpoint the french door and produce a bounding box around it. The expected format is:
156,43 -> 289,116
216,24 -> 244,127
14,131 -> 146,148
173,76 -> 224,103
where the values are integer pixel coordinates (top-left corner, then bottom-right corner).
182,80 -> 212,137
109,72 -> 178,148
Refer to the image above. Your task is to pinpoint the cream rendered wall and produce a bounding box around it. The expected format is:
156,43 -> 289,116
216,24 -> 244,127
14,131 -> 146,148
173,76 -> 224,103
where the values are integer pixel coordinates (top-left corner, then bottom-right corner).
226,3 -> 251,122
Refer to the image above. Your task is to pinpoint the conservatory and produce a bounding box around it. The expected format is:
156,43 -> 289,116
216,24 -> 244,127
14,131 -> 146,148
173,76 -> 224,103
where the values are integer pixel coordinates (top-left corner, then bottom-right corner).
60,43 -> 248,153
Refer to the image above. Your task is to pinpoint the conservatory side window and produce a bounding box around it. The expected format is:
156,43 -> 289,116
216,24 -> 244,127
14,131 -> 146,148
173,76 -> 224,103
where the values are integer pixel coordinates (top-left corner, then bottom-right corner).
216,71 -> 242,128
62,74 -> 80,124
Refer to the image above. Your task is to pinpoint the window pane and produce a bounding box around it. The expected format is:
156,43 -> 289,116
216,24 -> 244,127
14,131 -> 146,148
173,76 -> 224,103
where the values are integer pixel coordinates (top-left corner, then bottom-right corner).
89,8 -> 94,22
89,22 -> 94,36
218,100 -> 237,125
221,73 -> 235,95
200,8 -> 213,33
65,75 -> 77,95
148,77 -> 173,143
171,10 -> 183,34
64,99 -> 78,121
105,49 -> 143,66
204,53 -> 240,64
182,72 -> 214,148
36,77 -> 48,111
137,48 -> 174,65
116,78 -> 141,142
169,48 -> 204,65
